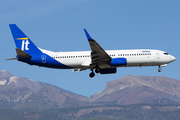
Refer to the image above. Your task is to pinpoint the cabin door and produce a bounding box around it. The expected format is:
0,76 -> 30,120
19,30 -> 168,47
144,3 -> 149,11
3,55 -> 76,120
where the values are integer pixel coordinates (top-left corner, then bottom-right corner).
157,53 -> 160,59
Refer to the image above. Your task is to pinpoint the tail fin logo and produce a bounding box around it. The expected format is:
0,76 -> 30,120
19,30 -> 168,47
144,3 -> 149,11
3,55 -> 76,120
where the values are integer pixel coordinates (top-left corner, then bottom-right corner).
16,37 -> 30,51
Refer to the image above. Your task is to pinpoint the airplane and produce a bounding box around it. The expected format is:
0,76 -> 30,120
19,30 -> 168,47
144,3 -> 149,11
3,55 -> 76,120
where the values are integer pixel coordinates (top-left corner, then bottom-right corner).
8,24 -> 176,78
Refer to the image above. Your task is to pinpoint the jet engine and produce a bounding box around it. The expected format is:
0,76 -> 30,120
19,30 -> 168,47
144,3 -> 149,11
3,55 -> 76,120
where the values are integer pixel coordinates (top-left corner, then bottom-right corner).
110,58 -> 127,66
100,68 -> 117,74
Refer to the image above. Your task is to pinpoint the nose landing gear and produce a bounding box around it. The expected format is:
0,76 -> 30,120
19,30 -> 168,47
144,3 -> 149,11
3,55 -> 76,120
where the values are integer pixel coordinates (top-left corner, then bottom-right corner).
158,68 -> 162,72
158,66 -> 162,72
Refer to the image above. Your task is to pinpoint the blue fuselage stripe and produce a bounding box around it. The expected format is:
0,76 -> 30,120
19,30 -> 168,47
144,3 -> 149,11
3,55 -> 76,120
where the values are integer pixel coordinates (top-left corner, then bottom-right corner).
18,53 -> 72,69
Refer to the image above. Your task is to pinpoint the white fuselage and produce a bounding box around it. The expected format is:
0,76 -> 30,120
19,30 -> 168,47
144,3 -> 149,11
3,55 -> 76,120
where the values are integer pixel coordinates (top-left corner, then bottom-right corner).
41,49 -> 176,69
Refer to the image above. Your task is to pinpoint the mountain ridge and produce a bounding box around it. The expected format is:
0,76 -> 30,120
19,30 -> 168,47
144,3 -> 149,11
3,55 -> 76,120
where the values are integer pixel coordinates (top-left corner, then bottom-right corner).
90,75 -> 180,104
0,70 -> 90,109
0,70 -> 180,110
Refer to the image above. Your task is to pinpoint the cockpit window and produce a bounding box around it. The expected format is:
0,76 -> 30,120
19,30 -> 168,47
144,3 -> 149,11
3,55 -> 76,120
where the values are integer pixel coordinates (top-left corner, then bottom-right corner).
164,53 -> 169,55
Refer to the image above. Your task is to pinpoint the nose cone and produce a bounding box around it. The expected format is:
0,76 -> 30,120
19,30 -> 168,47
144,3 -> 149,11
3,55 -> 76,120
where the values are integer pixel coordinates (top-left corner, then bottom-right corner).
170,55 -> 176,62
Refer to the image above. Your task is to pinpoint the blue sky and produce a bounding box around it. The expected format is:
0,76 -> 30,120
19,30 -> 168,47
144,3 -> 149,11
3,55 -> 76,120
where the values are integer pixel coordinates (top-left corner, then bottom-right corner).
0,0 -> 179,97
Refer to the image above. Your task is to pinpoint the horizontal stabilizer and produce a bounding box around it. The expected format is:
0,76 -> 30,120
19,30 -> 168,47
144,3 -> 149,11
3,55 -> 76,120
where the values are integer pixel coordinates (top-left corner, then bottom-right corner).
5,58 -> 17,60
16,48 -> 31,58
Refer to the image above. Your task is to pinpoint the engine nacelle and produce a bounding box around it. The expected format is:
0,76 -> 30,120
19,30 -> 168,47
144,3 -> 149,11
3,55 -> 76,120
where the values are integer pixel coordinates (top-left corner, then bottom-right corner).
100,68 -> 116,74
111,58 -> 127,66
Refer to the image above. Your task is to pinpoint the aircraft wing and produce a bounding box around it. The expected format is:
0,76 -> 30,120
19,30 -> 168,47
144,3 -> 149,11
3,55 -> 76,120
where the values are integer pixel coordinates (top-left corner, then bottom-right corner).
84,29 -> 111,67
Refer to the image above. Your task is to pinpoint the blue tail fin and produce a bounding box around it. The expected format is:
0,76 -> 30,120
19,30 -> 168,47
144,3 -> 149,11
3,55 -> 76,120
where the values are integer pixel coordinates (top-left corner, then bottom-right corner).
9,24 -> 42,55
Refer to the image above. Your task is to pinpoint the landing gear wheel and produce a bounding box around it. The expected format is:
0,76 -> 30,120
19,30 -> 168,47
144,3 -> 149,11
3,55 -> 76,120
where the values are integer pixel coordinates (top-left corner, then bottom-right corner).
95,68 -> 100,73
89,72 -> 95,78
158,68 -> 162,72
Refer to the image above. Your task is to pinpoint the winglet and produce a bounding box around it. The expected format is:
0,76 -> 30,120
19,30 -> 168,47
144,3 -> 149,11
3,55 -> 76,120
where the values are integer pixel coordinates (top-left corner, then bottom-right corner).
84,29 -> 94,41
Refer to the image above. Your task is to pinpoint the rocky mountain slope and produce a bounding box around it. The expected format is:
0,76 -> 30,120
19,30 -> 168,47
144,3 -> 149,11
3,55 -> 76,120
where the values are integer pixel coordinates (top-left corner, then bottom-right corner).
0,70 -> 46,92
90,75 -> 180,105
0,70 -> 89,109
0,70 -> 180,110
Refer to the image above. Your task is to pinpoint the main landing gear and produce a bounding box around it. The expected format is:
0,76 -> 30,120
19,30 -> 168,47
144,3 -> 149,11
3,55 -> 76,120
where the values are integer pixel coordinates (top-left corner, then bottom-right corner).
89,68 -> 100,78
89,69 -> 95,78
95,68 -> 100,73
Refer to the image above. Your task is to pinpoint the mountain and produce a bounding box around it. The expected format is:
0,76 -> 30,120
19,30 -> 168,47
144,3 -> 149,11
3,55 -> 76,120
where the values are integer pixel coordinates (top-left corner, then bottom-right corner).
1,70 -> 180,119
1,70 -> 180,110
90,75 -> 180,105
0,70 -> 46,92
18,85 -> 90,110
0,70 -> 89,109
